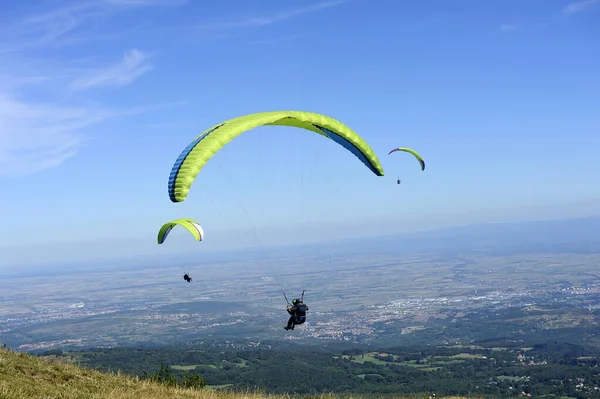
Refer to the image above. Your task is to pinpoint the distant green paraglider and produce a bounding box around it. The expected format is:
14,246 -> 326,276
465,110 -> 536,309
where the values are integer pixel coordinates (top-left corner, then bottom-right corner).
388,147 -> 425,171
157,218 -> 203,284
168,111 -> 385,203
388,147 -> 425,185
157,218 -> 204,244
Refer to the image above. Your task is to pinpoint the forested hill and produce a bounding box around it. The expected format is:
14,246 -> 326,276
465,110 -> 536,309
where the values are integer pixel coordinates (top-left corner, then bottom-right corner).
0,346 -> 471,399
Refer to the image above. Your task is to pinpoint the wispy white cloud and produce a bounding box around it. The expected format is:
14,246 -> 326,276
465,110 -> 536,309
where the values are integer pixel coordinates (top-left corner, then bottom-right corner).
10,3 -> 105,48
1,0 -> 186,50
0,1 -> 178,177
500,24 -> 517,32
563,0 -> 600,14
0,93 -> 178,177
145,121 -> 194,129
0,95 -> 109,177
104,0 -> 187,5
248,33 -> 303,45
198,0 -> 346,30
70,49 -> 153,91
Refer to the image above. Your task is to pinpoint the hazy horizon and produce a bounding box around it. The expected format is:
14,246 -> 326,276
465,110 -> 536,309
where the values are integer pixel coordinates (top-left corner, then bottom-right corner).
2,211 -> 598,272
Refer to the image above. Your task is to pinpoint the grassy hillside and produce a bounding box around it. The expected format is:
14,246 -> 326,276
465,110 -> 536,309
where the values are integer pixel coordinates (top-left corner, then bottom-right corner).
0,348 -> 472,399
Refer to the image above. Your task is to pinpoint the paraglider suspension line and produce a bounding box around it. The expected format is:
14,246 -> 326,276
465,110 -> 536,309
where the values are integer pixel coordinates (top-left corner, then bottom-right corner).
283,291 -> 291,306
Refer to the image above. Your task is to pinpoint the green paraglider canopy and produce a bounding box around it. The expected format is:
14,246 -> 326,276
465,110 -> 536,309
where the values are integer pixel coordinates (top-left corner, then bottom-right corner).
388,147 -> 425,171
168,110 -> 385,203
157,218 -> 204,244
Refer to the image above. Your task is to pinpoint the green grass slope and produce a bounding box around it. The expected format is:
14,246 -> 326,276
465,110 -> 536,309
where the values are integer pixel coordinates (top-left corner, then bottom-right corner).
0,348 -> 472,399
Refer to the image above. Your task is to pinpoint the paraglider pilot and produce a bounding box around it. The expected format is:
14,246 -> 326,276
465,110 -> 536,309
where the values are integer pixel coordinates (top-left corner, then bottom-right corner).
285,296 -> 308,330
183,273 -> 192,283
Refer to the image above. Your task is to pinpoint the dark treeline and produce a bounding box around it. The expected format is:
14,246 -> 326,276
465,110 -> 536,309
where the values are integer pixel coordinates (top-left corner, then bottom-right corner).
39,339 -> 600,398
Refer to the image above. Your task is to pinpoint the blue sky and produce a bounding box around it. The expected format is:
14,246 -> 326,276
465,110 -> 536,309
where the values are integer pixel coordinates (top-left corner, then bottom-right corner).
0,0 -> 599,266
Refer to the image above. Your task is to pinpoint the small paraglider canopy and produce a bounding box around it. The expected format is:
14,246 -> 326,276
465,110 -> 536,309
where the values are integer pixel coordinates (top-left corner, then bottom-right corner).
157,218 -> 204,244
388,147 -> 425,171
388,147 -> 425,185
157,218 -> 204,285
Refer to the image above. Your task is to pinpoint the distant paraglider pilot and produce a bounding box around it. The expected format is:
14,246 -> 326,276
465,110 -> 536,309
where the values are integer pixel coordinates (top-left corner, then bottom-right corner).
183,273 -> 192,283
284,298 -> 308,330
